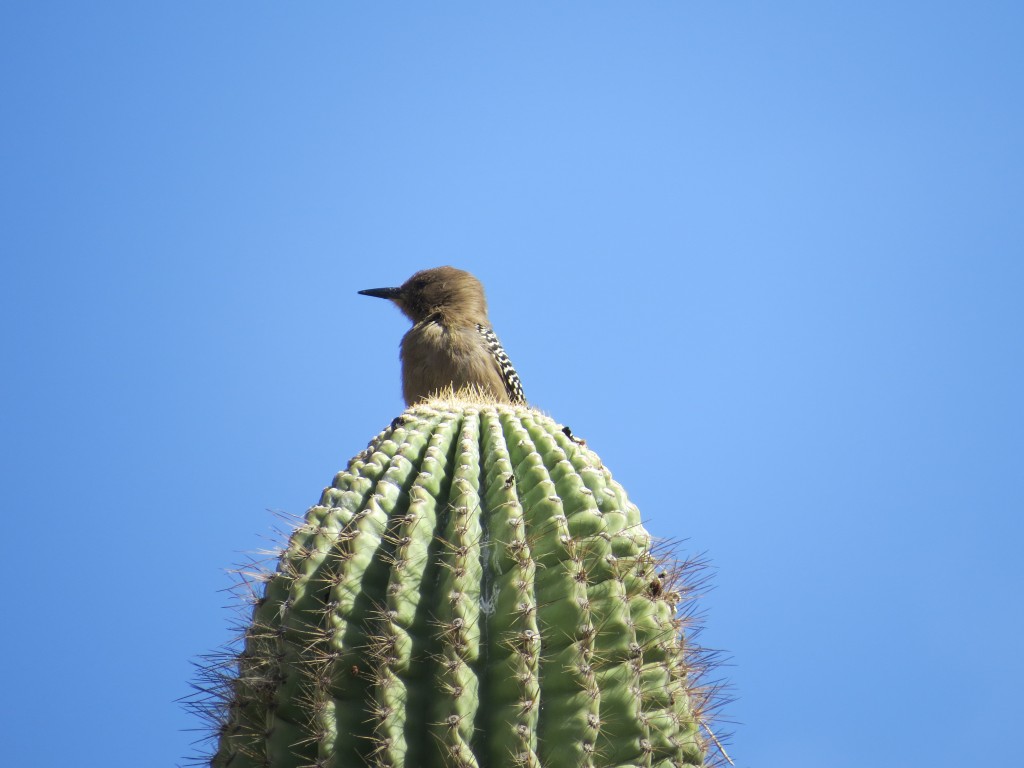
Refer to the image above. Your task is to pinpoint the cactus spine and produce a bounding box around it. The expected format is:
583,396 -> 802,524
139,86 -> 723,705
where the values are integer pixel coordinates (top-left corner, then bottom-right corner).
193,401 -> 721,767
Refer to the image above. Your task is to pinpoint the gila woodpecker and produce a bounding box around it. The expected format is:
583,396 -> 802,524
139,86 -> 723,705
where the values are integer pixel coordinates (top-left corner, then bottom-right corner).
358,266 -> 526,406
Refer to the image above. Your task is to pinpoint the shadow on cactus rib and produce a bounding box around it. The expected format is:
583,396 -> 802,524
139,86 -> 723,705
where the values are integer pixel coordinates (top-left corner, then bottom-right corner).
181,400 -> 734,768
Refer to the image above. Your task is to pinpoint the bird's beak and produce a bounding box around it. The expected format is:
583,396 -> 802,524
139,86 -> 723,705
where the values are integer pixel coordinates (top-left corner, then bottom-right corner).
358,286 -> 403,300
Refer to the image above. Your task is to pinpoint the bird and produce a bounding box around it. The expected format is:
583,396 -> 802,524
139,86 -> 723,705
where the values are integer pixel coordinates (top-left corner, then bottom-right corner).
358,266 -> 526,406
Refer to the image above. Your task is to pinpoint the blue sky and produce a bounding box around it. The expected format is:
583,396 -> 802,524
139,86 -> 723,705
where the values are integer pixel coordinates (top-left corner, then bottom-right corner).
2,3 -> 1022,766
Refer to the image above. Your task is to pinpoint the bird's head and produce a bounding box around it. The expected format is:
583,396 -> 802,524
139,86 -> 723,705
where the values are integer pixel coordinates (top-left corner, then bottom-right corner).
359,266 -> 489,324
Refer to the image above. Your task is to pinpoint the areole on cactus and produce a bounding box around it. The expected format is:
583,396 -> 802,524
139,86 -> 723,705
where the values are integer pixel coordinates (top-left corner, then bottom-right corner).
189,395 -> 727,767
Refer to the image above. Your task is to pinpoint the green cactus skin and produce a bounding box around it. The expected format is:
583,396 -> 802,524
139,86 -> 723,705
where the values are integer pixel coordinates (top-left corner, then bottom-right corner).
199,402 -> 720,768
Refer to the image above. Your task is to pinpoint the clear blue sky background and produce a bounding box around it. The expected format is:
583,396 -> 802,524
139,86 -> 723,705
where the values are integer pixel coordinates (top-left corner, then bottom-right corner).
2,3 -> 1021,766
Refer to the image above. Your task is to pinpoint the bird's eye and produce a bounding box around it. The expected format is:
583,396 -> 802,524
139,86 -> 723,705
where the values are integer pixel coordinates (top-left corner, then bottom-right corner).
414,279 -> 428,290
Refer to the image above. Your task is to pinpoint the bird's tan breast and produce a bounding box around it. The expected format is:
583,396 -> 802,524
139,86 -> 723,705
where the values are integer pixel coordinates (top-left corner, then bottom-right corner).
400,321 -> 509,404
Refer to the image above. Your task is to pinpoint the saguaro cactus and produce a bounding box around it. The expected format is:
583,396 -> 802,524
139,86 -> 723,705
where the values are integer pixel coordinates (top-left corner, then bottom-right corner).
190,399 -> 724,767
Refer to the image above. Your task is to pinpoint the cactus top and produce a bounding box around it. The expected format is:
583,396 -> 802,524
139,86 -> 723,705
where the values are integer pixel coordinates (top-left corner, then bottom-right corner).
205,399 -> 714,768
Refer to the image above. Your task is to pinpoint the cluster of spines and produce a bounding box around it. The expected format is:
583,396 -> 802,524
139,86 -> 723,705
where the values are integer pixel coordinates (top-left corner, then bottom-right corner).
184,403 -> 729,768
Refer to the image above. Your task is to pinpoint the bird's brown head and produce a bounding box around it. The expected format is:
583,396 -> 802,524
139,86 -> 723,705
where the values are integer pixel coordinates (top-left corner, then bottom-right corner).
359,266 -> 489,325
